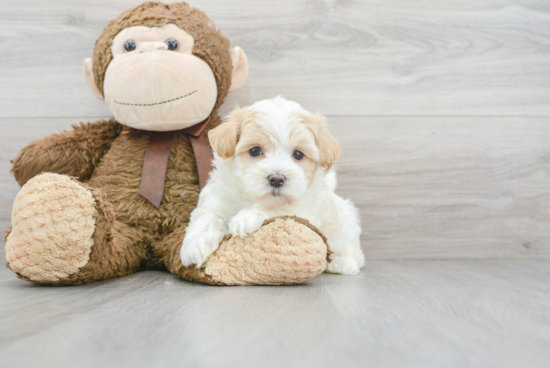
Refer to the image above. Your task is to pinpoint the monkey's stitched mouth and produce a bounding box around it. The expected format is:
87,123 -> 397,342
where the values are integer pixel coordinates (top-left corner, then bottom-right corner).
114,90 -> 197,106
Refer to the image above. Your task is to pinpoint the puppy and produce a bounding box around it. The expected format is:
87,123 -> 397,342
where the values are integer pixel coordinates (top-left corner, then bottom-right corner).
180,96 -> 365,274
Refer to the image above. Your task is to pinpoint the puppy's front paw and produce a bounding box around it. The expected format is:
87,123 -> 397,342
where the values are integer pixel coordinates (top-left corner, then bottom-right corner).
229,209 -> 268,238
327,256 -> 361,275
180,231 -> 223,267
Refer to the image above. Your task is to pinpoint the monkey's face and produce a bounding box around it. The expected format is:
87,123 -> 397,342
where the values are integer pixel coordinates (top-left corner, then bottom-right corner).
103,24 -> 217,131
84,22 -> 248,132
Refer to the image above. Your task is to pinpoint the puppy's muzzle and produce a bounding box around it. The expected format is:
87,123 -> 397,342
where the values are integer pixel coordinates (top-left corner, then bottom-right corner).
268,174 -> 286,188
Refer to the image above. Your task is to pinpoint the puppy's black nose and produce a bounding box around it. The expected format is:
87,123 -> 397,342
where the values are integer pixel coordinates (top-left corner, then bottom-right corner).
268,174 -> 285,188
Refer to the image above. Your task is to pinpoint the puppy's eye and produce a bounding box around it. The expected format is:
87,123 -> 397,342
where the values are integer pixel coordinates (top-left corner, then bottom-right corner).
124,39 -> 137,52
165,38 -> 179,51
293,150 -> 304,160
249,147 -> 262,157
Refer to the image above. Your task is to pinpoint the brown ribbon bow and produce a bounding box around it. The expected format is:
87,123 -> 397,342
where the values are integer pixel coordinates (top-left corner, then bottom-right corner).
122,118 -> 213,208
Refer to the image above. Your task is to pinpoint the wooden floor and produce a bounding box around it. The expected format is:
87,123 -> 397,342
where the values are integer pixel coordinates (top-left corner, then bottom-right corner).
1,0 -> 550,366
1,258 -> 549,368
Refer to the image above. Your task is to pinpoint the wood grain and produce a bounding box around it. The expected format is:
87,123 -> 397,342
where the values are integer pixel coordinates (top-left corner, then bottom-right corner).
333,116 -> 550,259
0,260 -> 549,368
2,116 -> 549,259
0,0 -> 549,118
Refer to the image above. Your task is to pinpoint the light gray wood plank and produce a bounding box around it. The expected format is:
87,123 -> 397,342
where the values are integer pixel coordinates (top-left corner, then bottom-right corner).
0,260 -> 549,368
0,0 -> 549,118
2,116 -> 549,259
333,116 -> 550,259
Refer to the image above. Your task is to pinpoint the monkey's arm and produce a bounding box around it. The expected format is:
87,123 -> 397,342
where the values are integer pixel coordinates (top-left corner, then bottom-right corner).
11,119 -> 123,187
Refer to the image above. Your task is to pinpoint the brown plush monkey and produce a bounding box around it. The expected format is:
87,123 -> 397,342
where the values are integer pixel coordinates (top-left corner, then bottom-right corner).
5,2 -> 328,285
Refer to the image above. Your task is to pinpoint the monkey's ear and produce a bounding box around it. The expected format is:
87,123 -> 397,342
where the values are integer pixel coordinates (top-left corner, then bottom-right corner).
208,107 -> 245,158
228,47 -> 248,92
83,58 -> 104,100
305,113 -> 342,170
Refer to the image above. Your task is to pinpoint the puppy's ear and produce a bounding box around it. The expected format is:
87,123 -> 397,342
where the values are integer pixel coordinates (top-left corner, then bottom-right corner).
208,107 -> 245,158
304,113 -> 342,170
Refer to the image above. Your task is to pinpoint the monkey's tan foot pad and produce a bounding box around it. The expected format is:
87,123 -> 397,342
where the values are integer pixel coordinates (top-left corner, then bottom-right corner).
184,216 -> 330,286
5,173 -> 98,283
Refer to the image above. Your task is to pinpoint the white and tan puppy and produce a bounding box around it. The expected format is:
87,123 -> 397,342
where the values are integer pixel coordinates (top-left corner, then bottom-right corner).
180,97 -> 365,274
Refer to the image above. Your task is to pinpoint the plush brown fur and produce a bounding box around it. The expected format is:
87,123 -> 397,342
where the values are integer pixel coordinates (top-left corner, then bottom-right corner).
5,1 -> 329,285
11,119 -> 123,187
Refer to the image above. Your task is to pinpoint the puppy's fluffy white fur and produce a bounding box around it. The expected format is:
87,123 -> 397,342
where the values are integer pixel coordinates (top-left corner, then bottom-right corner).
181,97 -> 365,274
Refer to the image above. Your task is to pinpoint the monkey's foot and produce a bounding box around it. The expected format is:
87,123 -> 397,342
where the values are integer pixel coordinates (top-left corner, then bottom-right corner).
5,173 -> 100,283
181,217 -> 329,285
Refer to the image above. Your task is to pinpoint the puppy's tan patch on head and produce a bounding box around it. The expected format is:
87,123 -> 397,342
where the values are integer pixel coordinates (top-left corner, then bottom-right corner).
235,111 -> 275,155
294,112 -> 342,170
288,122 -> 319,162
209,107 -> 247,158
210,107 -> 274,158
285,119 -> 319,185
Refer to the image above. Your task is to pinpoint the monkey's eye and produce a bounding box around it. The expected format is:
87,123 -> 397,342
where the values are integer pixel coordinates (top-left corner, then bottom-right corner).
249,147 -> 262,157
124,39 -> 137,52
165,38 -> 179,51
293,150 -> 304,160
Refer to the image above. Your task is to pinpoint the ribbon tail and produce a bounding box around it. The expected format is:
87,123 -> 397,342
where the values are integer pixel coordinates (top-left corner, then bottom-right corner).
189,133 -> 213,190
139,133 -> 174,208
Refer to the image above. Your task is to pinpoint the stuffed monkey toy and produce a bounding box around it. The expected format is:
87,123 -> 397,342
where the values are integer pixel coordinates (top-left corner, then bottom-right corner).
4,1 -> 329,286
